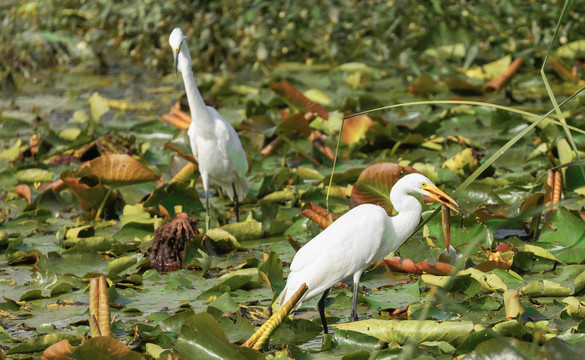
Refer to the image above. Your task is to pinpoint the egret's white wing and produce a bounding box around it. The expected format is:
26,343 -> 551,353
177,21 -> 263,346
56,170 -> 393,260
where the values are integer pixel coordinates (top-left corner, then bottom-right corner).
187,123 -> 199,162
281,204 -> 389,305
208,106 -> 248,178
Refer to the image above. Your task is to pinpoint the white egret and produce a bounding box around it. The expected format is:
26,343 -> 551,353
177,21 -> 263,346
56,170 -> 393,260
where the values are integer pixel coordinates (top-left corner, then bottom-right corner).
279,173 -> 459,333
169,28 -> 248,230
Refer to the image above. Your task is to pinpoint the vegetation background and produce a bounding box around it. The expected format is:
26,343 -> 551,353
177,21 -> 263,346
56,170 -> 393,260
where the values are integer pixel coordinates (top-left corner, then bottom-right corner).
2,0 -> 585,359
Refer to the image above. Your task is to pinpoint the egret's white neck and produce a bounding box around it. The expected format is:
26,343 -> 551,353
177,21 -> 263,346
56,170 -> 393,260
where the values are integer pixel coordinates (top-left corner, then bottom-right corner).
177,40 -> 212,130
386,187 -> 423,248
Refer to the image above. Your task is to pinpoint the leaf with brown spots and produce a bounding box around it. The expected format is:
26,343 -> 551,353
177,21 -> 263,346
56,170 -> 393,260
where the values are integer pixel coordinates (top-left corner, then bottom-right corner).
80,154 -> 159,187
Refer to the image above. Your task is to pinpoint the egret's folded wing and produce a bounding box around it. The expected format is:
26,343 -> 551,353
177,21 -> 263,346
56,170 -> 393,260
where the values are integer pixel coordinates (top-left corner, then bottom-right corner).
284,205 -> 388,303
209,106 -> 249,178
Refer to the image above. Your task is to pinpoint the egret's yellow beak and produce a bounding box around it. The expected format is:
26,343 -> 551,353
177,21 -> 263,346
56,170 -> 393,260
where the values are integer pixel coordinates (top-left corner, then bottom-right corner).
422,184 -> 459,213
172,46 -> 180,76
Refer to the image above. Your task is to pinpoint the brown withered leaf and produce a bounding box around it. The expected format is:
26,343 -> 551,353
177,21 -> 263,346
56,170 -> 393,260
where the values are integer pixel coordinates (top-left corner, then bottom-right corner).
241,114 -> 277,133
14,184 -> 31,203
474,260 -> 511,272
286,234 -> 302,252
408,73 -> 441,97
383,256 -> 454,276
484,58 -> 523,93
301,201 -> 339,229
269,80 -> 329,120
384,257 -> 421,274
415,261 -> 455,275
7,250 -> 41,266
495,243 -> 518,253
41,339 -> 73,360
29,134 -> 40,158
309,130 -> 335,162
443,77 -> 484,96
276,112 -> 312,136
350,163 -> 419,215
60,170 -> 111,212
341,114 -> 373,145
160,102 -> 191,130
473,209 -> 508,222
80,154 -> 159,187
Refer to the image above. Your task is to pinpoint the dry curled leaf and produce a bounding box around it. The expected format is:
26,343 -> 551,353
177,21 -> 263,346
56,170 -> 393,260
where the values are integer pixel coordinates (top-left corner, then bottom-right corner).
14,184 -> 31,203
41,339 -> 72,360
300,201 -> 338,229
60,171 -> 110,212
383,256 -> 454,276
269,80 -> 329,120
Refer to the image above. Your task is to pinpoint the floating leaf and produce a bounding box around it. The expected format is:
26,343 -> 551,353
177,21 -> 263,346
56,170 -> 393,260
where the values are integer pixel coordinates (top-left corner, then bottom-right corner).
197,268 -> 263,299
82,154 -> 159,187
521,280 -> 572,297
219,217 -> 264,241
464,55 -> 512,80
269,80 -> 328,120
341,114 -> 373,145
42,339 -> 72,360
70,336 -> 145,360
303,88 -> 331,106
276,112 -> 311,135
173,313 -> 263,360
0,138 -> 22,161
89,92 -> 110,123
464,337 -> 544,360
7,333 -> 82,355
15,168 -> 54,183
555,39 -> 585,59
143,182 -> 204,216
335,319 -> 474,346
408,74 -> 442,97
65,225 -> 95,239
504,290 -> 524,320
60,171 -> 110,212
13,184 -> 31,203
441,148 -> 480,176
383,256 -> 454,276
535,207 -> 585,263
350,163 -> 419,215
258,251 -> 285,293
107,256 -> 137,279
421,268 -> 507,294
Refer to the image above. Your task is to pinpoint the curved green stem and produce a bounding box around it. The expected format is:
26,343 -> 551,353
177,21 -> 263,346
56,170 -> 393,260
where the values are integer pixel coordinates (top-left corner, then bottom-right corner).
95,187 -> 114,220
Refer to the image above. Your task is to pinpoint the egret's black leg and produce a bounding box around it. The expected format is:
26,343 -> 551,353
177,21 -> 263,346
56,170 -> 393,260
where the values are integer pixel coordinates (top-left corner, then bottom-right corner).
232,183 -> 239,222
351,279 -> 359,321
318,289 -> 330,334
205,190 -> 210,231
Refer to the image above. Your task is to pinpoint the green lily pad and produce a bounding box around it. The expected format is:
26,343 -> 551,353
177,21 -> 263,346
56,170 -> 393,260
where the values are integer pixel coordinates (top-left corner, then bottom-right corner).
535,207 -> 585,263
173,313 -> 263,360
6,333 -> 82,355
336,319 -> 474,346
